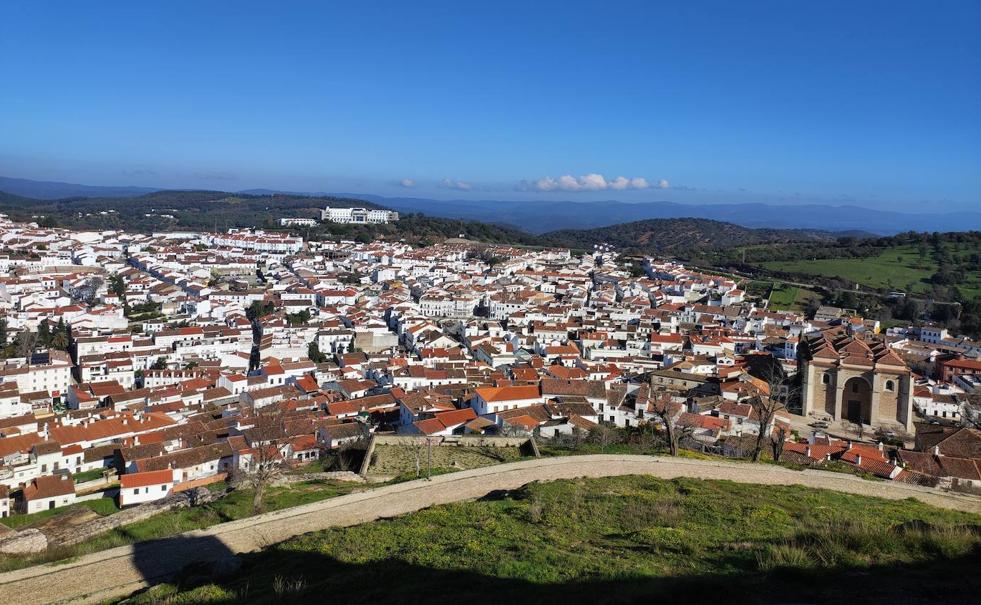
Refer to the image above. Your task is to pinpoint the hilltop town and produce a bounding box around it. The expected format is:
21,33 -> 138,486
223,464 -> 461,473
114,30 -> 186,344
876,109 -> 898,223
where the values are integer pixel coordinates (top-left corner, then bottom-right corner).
0,207 -> 978,530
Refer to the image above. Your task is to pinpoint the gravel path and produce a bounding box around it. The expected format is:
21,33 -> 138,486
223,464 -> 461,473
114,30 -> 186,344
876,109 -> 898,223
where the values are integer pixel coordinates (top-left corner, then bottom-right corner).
1,454 -> 978,604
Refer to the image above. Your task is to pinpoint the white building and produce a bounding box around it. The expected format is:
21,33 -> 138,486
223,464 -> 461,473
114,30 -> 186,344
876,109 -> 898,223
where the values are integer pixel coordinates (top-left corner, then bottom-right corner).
278,218 -> 318,227
321,206 -> 399,225
206,230 -> 303,254
119,469 -> 176,506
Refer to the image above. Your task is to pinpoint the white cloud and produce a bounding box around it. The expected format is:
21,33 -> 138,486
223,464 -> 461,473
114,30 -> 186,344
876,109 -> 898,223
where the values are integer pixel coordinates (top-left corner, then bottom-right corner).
523,173 -> 658,192
534,176 -> 559,191
657,179 -> 669,189
609,176 -> 631,190
440,178 -> 472,191
399,178 -> 415,188
580,173 -> 608,190
557,175 -> 582,191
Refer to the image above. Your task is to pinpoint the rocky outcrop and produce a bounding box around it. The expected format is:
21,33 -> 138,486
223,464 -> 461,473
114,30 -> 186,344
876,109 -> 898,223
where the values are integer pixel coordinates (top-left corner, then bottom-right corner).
43,487 -> 225,548
0,529 -> 47,555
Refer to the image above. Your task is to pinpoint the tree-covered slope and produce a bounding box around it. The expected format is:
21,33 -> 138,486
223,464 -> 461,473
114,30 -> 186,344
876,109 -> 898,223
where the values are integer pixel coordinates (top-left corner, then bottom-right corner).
543,218 -> 840,254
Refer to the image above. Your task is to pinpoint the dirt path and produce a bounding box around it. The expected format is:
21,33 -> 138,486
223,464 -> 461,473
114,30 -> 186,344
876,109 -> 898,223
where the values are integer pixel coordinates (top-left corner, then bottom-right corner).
1,455 -> 978,604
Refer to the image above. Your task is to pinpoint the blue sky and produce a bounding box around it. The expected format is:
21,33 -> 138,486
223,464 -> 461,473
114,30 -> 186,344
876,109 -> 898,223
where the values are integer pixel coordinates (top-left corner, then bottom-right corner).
1,1 -> 978,211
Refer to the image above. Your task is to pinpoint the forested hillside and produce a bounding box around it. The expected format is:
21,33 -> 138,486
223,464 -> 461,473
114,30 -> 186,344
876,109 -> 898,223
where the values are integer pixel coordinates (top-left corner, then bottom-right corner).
543,218 -> 840,254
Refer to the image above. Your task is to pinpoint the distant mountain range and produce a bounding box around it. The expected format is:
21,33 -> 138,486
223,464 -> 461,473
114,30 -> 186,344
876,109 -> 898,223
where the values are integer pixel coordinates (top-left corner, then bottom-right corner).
362,196 -> 980,236
1,175 -> 978,235
0,176 -> 159,200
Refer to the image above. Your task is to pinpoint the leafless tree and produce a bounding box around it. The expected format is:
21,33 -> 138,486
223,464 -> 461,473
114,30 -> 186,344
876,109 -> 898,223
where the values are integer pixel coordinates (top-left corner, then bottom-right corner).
963,390 -> 981,429
647,392 -> 689,456
77,276 -> 105,305
240,409 -> 287,515
770,424 -> 789,462
749,362 -> 799,462
15,331 -> 37,358
589,424 -> 618,449
397,437 -> 428,478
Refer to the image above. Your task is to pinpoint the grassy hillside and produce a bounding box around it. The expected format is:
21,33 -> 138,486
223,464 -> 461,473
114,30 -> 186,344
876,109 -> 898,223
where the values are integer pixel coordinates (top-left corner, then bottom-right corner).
543,218 -> 839,255
761,241 -> 981,300
123,476 -> 981,605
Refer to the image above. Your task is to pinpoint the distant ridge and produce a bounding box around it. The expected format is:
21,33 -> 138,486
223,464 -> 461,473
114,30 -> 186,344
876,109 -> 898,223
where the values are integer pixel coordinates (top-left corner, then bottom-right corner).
541,217 -> 842,254
2,176 -> 978,235
359,196 -> 981,236
0,176 -> 160,199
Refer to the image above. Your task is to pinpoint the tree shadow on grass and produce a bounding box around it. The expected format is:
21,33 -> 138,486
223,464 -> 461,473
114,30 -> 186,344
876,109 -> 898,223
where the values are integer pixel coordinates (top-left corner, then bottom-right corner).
126,538 -> 981,605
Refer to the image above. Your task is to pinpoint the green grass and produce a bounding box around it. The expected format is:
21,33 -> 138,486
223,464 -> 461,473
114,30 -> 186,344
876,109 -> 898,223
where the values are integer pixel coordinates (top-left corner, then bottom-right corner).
767,282 -> 798,308
0,498 -> 120,530
762,244 -> 967,296
73,468 -> 110,483
0,480 -> 359,573
122,475 -> 981,605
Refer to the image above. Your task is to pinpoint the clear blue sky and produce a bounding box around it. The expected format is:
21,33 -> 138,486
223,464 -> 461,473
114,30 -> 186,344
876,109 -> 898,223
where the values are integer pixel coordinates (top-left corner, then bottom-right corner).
1,1 -> 978,210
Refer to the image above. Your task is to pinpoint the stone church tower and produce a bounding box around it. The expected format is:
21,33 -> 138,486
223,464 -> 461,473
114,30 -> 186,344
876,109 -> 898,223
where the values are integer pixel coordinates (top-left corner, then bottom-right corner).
799,333 -> 914,431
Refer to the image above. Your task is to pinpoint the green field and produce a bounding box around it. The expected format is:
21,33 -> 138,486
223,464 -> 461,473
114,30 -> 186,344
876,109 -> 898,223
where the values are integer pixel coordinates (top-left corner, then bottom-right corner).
762,243 -> 981,300
763,245 -> 937,294
742,280 -> 820,312
124,476 -> 981,605
767,282 -> 821,312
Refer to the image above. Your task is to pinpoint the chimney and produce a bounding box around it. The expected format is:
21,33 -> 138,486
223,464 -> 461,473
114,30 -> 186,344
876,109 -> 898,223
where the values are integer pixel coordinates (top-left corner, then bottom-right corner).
805,446 -> 812,458
855,454 -> 862,466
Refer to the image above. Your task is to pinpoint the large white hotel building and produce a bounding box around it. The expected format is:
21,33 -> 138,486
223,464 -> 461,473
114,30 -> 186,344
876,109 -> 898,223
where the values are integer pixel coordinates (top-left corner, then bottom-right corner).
321,206 -> 399,224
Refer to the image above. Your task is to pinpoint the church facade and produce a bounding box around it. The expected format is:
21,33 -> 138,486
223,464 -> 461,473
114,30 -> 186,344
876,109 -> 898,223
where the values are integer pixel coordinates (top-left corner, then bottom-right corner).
799,334 -> 914,431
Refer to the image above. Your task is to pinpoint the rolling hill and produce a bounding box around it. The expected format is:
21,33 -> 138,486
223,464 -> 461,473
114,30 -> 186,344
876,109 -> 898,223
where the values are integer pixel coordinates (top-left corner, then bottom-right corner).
5,177 -> 981,235
542,218 -> 842,255
362,195 -> 981,235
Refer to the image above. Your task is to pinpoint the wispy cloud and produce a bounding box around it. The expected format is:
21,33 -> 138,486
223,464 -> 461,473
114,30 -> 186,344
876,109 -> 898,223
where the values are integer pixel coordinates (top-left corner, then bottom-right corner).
121,168 -> 158,177
440,178 -> 472,191
398,178 -> 415,188
518,173 -> 660,192
193,170 -> 237,181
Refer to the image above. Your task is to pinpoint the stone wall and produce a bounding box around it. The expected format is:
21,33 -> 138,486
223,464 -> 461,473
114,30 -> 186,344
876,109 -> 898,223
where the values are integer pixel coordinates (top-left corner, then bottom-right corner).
43,487 -> 226,548
0,529 -> 47,555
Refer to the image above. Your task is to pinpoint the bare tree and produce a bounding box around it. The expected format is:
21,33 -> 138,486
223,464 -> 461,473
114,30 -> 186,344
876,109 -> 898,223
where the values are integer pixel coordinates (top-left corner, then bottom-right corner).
77,276 -> 105,305
647,392 -> 689,456
589,424 -> 618,449
396,437 -> 428,478
749,362 -> 798,462
963,390 -> 981,429
15,331 -> 37,358
240,409 -> 287,515
770,424 -> 789,462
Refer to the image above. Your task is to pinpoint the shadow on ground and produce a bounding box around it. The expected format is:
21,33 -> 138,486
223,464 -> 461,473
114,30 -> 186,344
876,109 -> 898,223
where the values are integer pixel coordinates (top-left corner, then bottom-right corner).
130,533 -> 238,589
124,538 -> 981,605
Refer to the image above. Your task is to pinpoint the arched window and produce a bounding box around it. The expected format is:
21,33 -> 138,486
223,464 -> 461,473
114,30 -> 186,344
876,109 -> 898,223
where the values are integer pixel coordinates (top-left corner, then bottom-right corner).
885,380 -> 895,392
822,373 -> 830,385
